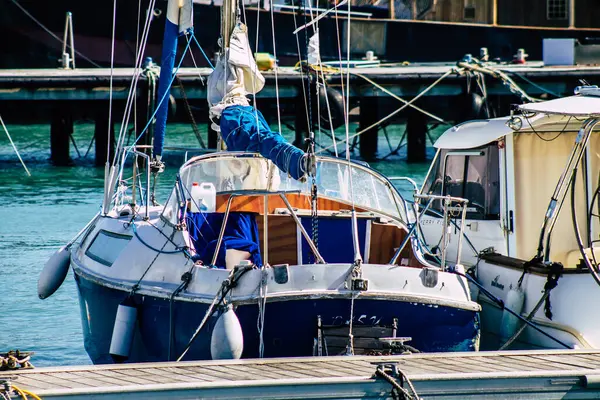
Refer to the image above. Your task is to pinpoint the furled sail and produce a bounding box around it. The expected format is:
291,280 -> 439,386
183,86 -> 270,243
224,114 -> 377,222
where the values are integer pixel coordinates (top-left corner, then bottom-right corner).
207,23 -> 310,181
153,0 -> 194,161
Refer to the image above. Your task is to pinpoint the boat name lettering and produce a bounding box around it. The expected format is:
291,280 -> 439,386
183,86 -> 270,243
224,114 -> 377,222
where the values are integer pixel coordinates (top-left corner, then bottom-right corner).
491,275 -> 505,290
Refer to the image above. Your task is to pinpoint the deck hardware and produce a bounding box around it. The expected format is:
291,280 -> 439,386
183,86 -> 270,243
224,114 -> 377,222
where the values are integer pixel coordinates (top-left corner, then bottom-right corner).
273,264 -> 289,284
421,267 -> 438,288
351,277 -> 369,291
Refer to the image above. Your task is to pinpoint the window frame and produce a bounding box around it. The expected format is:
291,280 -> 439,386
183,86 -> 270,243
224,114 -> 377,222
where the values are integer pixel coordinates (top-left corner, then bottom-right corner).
85,230 -> 132,266
547,0 -> 568,20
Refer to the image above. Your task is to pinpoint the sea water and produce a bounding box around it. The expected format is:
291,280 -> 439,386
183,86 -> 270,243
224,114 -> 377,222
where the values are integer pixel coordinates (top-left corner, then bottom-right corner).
0,121 -> 435,366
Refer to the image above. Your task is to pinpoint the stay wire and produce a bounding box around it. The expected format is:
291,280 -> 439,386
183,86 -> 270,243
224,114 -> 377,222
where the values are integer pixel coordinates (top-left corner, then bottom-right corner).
9,0 -> 101,67
112,0 -> 157,167
107,0 -> 117,165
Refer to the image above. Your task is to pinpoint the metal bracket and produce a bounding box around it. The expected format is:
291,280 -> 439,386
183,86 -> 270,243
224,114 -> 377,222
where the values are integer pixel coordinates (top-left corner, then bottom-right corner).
351,277 -> 369,291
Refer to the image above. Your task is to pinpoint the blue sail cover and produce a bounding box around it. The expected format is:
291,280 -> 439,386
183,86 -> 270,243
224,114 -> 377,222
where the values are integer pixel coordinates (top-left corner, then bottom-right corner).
220,105 -> 306,180
153,0 -> 193,159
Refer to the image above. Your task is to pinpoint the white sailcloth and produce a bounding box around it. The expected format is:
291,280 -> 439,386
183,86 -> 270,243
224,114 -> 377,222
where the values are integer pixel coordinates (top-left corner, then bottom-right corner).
307,31 -> 321,65
207,23 -> 265,129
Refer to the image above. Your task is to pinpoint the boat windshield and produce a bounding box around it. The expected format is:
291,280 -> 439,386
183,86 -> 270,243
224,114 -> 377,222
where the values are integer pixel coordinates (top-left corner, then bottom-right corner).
162,153 -> 406,223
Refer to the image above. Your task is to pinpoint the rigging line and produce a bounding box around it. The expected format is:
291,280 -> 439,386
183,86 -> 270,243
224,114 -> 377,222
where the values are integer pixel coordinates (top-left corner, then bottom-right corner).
270,0 -> 282,134
508,70 -> 562,98
291,0 -> 311,132
352,72 -> 450,125
0,114 -> 31,177
241,0 -> 261,129
112,0 -> 157,166
304,0 -> 313,132
128,39 -> 193,150
9,0 -> 101,67
292,0 -> 348,34
107,0 -> 117,166
191,35 -> 215,69
305,0 -> 318,34
333,2 -> 347,155
317,68 -> 457,154
114,3 -> 154,150
184,35 -> 206,83
128,224 -> 174,298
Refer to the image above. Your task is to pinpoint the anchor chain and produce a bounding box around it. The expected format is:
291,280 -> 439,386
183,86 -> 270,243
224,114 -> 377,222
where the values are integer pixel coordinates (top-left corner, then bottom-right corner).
305,134 -> 318,264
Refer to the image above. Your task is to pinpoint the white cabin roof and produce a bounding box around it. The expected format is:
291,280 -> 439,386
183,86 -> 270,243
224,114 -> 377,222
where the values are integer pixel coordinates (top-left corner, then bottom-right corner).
434,118 -> 513,149
435,94 -> 599,150
518,94 -> 600,117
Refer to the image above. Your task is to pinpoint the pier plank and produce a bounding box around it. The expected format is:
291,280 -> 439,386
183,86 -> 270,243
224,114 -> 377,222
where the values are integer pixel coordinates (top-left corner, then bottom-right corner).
5,351 -> 600,399
91,369 -> 158,385
68,371 -> 144,387
171,366 -> 226,382
527,354 -> 600,370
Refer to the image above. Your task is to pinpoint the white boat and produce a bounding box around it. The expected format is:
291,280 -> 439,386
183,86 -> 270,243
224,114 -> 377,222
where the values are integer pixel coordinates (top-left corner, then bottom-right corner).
37,0 -> 480,363
418,86 -> 600,350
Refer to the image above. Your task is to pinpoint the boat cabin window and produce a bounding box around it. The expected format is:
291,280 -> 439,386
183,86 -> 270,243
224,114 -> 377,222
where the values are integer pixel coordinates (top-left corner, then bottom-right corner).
422,144 -> 500,220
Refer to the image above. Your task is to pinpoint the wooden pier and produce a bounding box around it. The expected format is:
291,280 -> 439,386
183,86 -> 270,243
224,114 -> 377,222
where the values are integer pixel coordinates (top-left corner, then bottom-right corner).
4,349 -> 600,399
1,63 -> 600,164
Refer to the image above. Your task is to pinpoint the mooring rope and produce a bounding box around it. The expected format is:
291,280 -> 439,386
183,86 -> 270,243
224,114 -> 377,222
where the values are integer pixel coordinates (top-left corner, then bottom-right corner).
375,365 -> 420,400
257,266 -> 268,358
177,264 -> 254,361
317,68 -> 457,155
0,114 -> 31,176
352,72 -> 450,125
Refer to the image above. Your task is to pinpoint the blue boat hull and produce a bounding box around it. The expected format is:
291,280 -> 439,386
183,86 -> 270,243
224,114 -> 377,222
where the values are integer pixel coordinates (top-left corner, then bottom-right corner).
74,271 -> 479,364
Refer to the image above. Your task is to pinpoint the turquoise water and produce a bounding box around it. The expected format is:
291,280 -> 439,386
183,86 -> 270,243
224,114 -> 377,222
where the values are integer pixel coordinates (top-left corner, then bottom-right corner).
0,121 -> 436,367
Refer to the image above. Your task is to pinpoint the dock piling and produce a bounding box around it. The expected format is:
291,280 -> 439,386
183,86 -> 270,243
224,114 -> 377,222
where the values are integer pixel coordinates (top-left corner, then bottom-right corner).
50,107 -> 72,166
94,112 -> 115,166
406,109 -> 427,162
359,96 -> 379,161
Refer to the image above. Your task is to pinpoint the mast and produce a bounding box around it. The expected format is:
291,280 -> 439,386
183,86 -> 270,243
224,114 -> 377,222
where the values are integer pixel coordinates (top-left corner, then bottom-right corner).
153,0 -> 193,162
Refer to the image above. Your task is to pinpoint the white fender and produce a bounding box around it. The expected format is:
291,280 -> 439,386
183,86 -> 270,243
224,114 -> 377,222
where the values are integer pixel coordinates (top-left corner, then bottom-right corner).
211,305 -> 244,360
38,246 -> 71,299
500,285 -> 525,341
109,303 -> 138,362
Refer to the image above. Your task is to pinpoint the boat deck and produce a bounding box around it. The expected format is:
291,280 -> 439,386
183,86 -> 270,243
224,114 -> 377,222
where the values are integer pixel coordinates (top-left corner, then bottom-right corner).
3,349 -> 600,399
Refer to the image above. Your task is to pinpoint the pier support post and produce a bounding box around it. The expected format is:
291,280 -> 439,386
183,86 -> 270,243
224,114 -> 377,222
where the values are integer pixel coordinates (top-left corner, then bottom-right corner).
406,109 -> 427,163
359,97 -> 378,161
95,113 -> 115,166
50,107 -> 72,166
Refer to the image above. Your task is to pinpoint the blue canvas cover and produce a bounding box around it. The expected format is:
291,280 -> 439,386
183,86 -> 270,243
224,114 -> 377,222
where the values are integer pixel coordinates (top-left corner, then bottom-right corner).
300,217 -> 368,263
220,105 -> 306,180
186,212 -> 262,268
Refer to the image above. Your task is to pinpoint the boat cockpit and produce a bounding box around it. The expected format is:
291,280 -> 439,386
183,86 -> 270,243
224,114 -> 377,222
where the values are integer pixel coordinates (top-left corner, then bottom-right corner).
159,152 -> 424,270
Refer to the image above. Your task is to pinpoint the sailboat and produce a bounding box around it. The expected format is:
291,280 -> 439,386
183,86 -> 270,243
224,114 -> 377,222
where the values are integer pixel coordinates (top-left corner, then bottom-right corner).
417,86 -> 600,350
37,0 -> 480,363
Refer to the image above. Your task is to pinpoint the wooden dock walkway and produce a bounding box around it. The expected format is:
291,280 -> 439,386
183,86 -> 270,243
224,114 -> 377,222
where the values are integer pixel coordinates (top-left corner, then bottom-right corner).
2,62 -> 600,165
2,63 -> 600,101
3,349 -> 600,399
